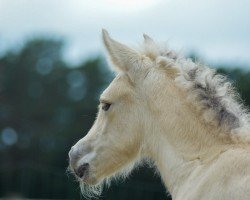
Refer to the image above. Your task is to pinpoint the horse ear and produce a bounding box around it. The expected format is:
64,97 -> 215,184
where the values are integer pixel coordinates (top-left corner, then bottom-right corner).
142,33 -> 159,60
102,29 -> 141,72
143,33 -> 155,45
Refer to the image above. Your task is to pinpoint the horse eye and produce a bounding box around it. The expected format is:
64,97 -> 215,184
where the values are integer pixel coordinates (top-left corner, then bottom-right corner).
102,103 -> 111,111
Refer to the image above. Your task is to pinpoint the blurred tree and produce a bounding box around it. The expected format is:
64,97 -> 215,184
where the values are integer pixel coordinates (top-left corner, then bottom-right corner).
0,38 -> 169,199
0,38 -> 109,198
218,68 -> 250,106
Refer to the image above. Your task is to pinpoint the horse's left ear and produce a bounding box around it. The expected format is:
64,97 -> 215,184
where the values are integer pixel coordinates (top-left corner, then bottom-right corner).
102,29 -> 141,72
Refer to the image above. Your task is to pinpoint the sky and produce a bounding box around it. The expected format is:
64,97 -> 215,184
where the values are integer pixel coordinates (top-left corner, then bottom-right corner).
0,0 -> 250,67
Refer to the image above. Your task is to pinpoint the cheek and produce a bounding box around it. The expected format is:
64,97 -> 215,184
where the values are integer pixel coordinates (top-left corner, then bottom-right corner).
100,117 -> 141,157
95,102 -> 142,152
93,137 -> 140,179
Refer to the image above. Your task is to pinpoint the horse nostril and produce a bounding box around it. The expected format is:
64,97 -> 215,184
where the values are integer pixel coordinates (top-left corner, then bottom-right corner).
75,163 -> 89,178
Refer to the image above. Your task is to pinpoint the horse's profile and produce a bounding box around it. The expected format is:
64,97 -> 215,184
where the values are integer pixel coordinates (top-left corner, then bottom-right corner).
68,30 -> 250,199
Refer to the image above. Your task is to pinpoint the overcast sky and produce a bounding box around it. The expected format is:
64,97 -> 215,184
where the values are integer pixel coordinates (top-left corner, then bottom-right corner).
0,0 -> 249,66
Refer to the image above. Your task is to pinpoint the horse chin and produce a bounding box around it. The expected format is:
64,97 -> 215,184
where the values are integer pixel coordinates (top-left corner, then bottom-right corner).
80,173 -> 99,185
84,178 -> 98,185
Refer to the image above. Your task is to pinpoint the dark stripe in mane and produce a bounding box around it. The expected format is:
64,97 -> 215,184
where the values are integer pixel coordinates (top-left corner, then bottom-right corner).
194,82 -> 239,129
185,65 -> 240,130
142,42 -> 250,138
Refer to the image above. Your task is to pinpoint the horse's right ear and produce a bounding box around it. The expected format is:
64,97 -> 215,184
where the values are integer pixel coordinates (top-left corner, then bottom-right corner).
102,29 -> 141,72
143,33 -> 155,45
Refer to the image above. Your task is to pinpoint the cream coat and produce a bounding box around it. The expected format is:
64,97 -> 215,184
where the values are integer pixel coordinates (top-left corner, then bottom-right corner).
69,30 -> 250,200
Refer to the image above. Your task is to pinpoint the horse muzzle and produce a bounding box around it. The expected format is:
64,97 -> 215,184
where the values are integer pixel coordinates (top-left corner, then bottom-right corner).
68,144 -> 94,180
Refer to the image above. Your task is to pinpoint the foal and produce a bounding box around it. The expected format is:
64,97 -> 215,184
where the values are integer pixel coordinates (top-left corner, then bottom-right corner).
69,30 -> 250,200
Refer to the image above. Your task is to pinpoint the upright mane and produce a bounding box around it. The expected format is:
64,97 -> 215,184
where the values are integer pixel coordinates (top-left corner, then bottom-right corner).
140,41 -> 250,142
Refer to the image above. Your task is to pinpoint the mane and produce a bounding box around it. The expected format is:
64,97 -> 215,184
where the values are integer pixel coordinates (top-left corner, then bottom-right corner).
140,42 -> 250,142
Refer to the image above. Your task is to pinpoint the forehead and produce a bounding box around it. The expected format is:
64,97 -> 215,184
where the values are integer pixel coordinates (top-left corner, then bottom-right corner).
100,73 -> 134,102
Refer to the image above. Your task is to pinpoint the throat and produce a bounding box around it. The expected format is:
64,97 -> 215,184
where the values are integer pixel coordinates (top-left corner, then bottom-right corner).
151,135 -> 192,193
149,117 -> 231,196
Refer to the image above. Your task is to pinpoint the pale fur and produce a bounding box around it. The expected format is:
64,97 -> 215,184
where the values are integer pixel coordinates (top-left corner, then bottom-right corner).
69,30 -> 250,200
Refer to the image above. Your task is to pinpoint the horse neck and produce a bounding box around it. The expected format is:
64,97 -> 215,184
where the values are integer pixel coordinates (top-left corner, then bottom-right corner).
146,87 -> 232,194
